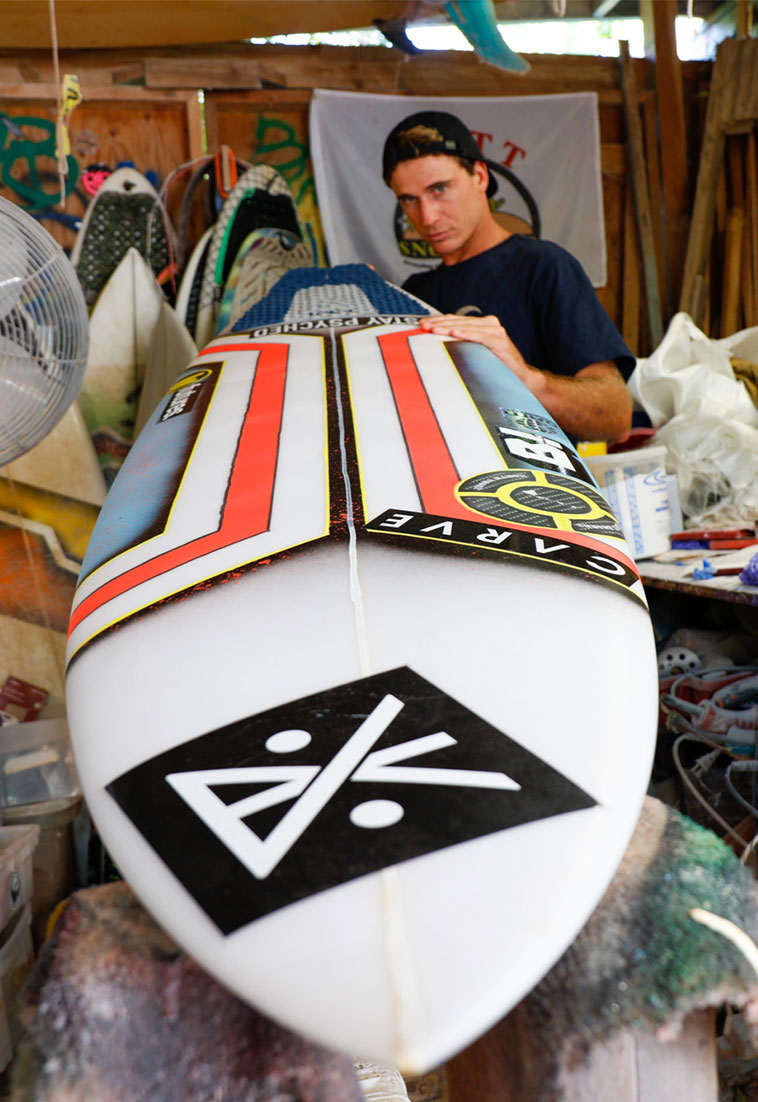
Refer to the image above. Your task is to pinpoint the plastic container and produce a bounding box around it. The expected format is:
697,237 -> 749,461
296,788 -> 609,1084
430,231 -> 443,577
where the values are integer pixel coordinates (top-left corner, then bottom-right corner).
3,798 -> 81,948
0,825 -> 38,934
0,717 -> 80,808
0,903 -> 34,1070
585,445 -> 670,559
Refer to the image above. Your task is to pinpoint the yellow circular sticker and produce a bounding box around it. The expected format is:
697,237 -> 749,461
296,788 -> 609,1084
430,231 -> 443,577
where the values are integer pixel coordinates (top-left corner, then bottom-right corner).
456,469 -> 618,534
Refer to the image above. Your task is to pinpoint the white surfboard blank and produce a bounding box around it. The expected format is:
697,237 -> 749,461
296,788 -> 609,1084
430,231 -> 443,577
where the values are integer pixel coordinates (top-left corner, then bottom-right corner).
66,321 -> 657,1073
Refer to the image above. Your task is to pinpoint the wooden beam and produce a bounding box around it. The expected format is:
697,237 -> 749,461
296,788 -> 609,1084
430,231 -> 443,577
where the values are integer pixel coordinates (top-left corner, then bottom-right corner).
620,42 -> 663,347
0,44 -> 634,96
144,57 -> 265,90
0,1 -> 415,50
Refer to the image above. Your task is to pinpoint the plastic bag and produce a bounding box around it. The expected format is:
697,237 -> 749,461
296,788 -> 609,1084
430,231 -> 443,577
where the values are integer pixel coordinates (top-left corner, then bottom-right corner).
628,313 -> 758,526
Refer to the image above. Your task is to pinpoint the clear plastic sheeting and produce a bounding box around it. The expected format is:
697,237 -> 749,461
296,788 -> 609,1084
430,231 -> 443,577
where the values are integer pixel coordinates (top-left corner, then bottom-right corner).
628,312 -> 758,528
0,198 -> 89,466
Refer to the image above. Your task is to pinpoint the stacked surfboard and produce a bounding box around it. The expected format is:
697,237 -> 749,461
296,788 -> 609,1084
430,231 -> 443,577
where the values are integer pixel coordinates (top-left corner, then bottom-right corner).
66,264 -> 657,1073
176,164 -> 314,346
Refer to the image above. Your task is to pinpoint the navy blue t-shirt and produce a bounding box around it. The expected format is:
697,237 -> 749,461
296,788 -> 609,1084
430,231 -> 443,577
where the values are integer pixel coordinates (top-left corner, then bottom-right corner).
402,235 -> 634,381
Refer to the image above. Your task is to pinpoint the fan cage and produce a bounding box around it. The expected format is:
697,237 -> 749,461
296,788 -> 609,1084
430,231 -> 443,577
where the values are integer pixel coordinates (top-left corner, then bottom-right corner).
0,197 -> 89,465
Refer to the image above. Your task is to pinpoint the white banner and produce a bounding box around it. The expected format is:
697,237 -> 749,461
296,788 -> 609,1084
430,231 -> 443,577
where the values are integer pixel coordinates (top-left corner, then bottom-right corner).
309,89 -> 606,288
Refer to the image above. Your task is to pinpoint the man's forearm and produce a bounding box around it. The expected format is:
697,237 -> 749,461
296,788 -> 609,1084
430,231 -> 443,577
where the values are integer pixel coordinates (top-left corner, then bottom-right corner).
526,363 -> 632,444
416,315 -> 633,443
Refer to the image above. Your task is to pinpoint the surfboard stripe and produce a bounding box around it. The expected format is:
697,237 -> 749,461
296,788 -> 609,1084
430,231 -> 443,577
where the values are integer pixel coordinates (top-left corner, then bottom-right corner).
378,329 -> 473,523
221,342 -> 287,535
197,343 -> 265,357
68,343 -> 288,640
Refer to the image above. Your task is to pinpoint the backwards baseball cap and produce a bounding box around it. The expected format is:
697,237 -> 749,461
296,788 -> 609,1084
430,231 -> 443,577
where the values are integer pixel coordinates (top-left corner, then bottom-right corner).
382,110 -> 496,198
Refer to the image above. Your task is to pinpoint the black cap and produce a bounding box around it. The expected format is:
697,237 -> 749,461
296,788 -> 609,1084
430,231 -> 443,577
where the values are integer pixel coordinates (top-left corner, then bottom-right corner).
383,110 -> 496,198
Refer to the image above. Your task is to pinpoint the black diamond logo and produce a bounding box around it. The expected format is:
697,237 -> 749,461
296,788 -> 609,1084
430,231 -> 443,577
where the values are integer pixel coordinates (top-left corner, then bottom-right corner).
108,667 -> 597,934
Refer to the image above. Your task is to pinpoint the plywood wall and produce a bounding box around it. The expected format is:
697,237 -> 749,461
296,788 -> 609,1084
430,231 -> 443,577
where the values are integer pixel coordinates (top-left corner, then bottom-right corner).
0,83 -> 202,250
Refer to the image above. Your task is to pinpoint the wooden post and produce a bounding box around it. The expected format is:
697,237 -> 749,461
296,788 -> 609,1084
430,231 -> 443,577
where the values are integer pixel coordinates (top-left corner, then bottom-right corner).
722,205 -> 745,336
642,0 -> 689,310
748,130 -> 758,326
723,135 -> 745,336
737,0 -> 750,38
642,94 -> 667,313
622,172 -> 642,353
620,44 -> 663,348
679,39 -> 736,316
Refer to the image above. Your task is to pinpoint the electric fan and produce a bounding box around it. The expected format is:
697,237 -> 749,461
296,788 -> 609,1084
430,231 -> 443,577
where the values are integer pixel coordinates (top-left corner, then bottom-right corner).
0,196 -> 89,465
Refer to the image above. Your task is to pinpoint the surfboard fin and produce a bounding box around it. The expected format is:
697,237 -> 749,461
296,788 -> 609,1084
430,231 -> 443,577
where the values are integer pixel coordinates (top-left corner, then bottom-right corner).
444,0 -> 531,74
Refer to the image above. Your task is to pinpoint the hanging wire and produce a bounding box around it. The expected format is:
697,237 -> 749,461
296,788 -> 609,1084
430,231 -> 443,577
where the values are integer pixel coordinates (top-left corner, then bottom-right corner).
671,734 -> 750,851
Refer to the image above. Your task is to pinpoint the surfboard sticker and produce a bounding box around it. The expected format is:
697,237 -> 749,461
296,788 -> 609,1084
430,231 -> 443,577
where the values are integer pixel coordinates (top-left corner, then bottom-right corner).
68,319 -> 644,662
107,665 -> 596,935
341,325 -> 639,598
68,335 -> 331,660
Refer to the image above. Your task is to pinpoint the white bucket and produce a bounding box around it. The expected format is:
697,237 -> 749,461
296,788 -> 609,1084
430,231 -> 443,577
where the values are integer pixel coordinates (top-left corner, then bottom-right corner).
585,445 -> 670,559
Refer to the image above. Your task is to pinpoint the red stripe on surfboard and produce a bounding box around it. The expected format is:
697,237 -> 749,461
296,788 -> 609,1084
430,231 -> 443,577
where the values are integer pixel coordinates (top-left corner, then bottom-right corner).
68,343 -> 287,639
378,330 -> 639,575
378,330 -> 476,524
198,343 -> 262,356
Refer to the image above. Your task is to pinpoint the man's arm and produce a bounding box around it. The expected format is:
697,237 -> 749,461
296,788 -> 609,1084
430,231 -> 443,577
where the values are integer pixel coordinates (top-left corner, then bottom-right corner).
417,314 -> 632,444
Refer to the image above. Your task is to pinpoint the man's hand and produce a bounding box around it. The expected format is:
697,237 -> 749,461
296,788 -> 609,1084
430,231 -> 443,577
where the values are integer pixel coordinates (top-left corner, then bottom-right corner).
418,314 -> 531,382
416,313 -> 632,445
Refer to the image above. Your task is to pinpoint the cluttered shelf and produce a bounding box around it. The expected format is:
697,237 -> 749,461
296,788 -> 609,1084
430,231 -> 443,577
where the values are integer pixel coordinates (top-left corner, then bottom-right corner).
640,556 -> 758,608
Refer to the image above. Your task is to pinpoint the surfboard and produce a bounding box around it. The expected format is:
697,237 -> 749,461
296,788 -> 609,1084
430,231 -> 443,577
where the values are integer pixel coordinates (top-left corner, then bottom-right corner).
0,406 -> 103,700
193,165 -> 305,349
0,471 -> 100,700
134,301 -> 197,437
214,227 -> 314,336
65,265 -> 657,1073
174,225 -> 214,341
78,247 -> 165,484
71,166 -> 175,307
165,147 -> 252,272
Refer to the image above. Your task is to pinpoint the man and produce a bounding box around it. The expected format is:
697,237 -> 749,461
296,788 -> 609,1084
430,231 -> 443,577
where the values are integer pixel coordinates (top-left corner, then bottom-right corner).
382,110 -> 634,444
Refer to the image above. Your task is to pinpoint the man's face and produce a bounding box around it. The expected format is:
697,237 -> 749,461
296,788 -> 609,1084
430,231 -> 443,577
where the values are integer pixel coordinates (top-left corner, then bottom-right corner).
389,155 -> 490,265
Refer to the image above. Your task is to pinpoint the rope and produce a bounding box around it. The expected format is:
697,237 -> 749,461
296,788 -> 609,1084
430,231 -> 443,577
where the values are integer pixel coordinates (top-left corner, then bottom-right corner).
48,0 -> 66,212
